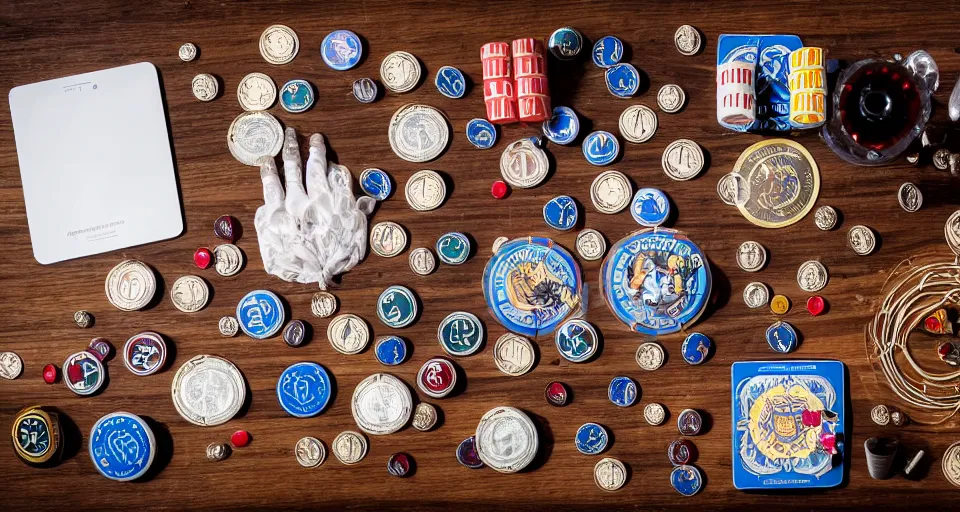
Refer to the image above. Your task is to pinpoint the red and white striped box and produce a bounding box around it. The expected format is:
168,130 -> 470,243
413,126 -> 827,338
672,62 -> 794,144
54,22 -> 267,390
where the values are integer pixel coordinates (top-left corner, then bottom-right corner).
512,38 -> 550,123
716,59 -> 756,127
481,42 -> 517,124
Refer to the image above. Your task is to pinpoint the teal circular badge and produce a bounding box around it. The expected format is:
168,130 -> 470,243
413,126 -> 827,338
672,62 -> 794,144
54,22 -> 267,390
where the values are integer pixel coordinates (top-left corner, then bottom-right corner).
554,319 -> 598,362
436,232 -> 470,265
376,285 -> 418,328
438,312 -> 484,356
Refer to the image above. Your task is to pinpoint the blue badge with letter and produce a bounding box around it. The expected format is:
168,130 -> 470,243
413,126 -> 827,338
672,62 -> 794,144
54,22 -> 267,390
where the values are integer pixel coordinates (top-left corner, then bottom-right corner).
671,465 -> 703,496
321,29 -> 363,70
436,232 -> 470,265
765,320 -> 798,353
681,332 -> 711,365
377,285 -> 418,328
542,106 -> 580,145
605,63 -> 640,98
592,35 -> 623,68
543,195 -> 578,231
466,118 -> 497,149
236,290 -> 285,339
375,336 -> 408,366
608,376 -> 638,407
360,168 -> 392,200
438,311 -> 484,356
89,412 -> 155,481
631,188 -> 670,227
435,65 -> 467,99
575,422 -> 609,455
582,130 -> 620,166
280,79 -> 315,113
276,362 -> 332,418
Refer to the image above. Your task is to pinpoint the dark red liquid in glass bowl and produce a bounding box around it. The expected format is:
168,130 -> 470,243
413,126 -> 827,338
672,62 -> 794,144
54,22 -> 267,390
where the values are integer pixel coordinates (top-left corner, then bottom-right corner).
838,62 -> 921,151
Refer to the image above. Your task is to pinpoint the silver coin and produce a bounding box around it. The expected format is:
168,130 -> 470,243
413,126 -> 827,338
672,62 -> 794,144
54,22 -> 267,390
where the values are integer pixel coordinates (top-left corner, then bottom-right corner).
0,351 -> 23,380
227,111 -> 283,166
218,316 -> 239,337
475,406 -> 538,473
736,241 -> 767,272
870,404 -> 891,426
206,442 -> 230,462
946,211 -> 960,255
327,314 -> 370,355
594,457 -> 628,491
191,73 -> 218,102
179,42 -> 198,62
74,310 -> 92,328
214,243 -> 244,276
105,259 -> 157,311
619,105 -> 658,144
237,72 -> 277,111
259,24 -> 299,65
170,275 -> 210,313
171,355 -> 246,427
662,139 -> 704,180
412,402 -> 438,431
590,170 -> 632,213
492,236 -> 509,254
351,373 -> 413,435
717,172 -> 748,206
934,148 -> 952,171
405,170 -> 447,211
797,260 -> 828,292
388,104 -> 450,163
332,431 -> 368,465
311,292 -> 338,318
499,138 -> 550,188
814,205 -> 838,231
635,342 -> 665,371
847,225 -> 876,256
898,182 -> 923,212
370,221 -> 408,258
644,403 -> 666,425
743,282 -> 770,309
493,333 -> 535,376
353,78 -> 378,103
576,229 -> 607,261
380,51 -> 422,93
409,247 -> 437,276
943,441 -> 960,487
674,25 -> 702,56
295,437 -> 325,468
657,84 -> 686,113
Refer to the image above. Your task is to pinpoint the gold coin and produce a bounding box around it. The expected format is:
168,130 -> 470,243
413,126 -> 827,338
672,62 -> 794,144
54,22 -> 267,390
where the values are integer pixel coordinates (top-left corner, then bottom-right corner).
732,139 -> 820,228
770,294 -> 791,315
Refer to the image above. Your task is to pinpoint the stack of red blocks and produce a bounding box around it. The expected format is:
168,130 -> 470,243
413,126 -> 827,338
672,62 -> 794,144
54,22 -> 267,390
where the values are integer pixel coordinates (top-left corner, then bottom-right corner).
481,38 -> 551,124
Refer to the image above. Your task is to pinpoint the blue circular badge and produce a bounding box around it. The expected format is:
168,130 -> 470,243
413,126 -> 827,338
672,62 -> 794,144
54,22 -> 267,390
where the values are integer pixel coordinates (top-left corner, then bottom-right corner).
582,130 -> 620,166
436,232 -> 470,265
592,35 -> 624,68
466,118 -> 497,149
360,168 -> 392,200
321,29 -> 362,71
276,362 -> 332,418
89,412 -> 155,481
279,79 -> 315,113
377,285 -> 418,328
435,65 -> 467,99
375,336 -> 408,366
605,63 -> 640,98
765,321 -> 798,353
483,237 -> 584,338
631,188 -> 670,227
236,290 -> 285,339
542,106 -> 580,145
543,195 -> 578,231
608,376 -> 638,407
681,332 -> 711,365
548,27 -> 583,60
670,465 -> 703,496
575,422 -> 609,455
555,319 -> 598,362
438,311 -> 484,356
600,229 -> 712,336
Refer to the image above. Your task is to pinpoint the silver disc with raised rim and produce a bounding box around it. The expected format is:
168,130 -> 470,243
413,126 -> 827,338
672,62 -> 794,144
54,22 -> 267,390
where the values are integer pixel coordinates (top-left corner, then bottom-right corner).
405,170 -> 447,211
237,72 -> 277,111
351,373 -> 413,435
619,105 -> 657,143
388,104 -> 449,162
259,25 -> 299,65
105,260 -> 157,311
171,355 -> 246,427
332,431 -> 368,465
493,333 -> 535,376
380,51 -> 422,93
327,314 -> 370,355
171,275 -> 210,313
499,138 -> 549,188
475,406 -> 538,473
295,436 -> 325,468
590,170 -> 631,214
227,111 -> 283,166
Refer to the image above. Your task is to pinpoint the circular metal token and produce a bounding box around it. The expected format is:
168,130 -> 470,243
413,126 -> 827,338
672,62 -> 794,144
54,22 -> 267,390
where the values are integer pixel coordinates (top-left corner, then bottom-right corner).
848,225 -> 876,256
475,406 -> 538,473
206,442 -> 229,462
171,355 -> 246,426
555,319 -> 598,363
259,25 -> 298,65
631,188 -> 670,227
412,402 -> 438,431
387,452 -> 413,477
375,336 -> 408,366
668,438 -> 696,465
74,310 -> 92,328
871,405 -> 891,426
0,351 -> 23,380
405,170 -> 447,211
282,320 -> 307,347
327,314 -> 370,355
466,118 -> 497,149
409,247 -> 437,276
619,105 -> 658,144
214,215 -> 237,241
717,172 -> 748,206
732,139 -> 820,228
236,72 -> 276,111
436,232 -> 470,265
499,138 -> 549,188
766,320 -> 799,353
899,182 -> 922,212
657,84 -> 686,113
457,436 -> 484,469
770,294 -> 791,315
944,441 -> 960,487
388,104 -> 449,162
736,241 -> 767,273
227,111 -> 283,166
89,412 -> 155,481
548,26 -> 583,60
435,65 -> 467,99
671,465 -> 703,496
608,376 -> 639,407
438,311 -> 484,356
123,331 -> 167,376
380,51 -> 422,93
674,25 -> 702,55
492,236 -> 509,254
321,29 -> 362,70
797,260 -> 828,292
191,73 -> 218,101
493,333 -> 535,376
332,431 -> 368,465
605,63 -> 640,98
105,260 -> 157,311
370,221 -> 408,258
677,409 -> 702,436
592,36 -> 624,68
591,170 -> 632,214
545,381 -> 569,406
934,148 -> 952,171
576,229 -> 606,261
681,332 -> 711,365
236,290 -> 285,339
542,106 -> 580,145
295,437 -> 325,468
661,139 -> 704,180
635,342 -> 665,371
582,130 -> 620,166
946,211 -> 960,256
311,292 -> 338,318
377,285 -> 418,328
87,338 -> 111,361
279,79 -> 314,113
360,168 -> 392,200
214,243 -> 244,276
352,78 -> 379,103
416,357 -> 457,398
743,282 -> 770,309
219,316 -> 239,337
576,422 -> 609,455
179,42 -> 197,62
644,403 -> 667,425
352,373 -> 413,435
543,195 -> 578,231
12,407 -> 60,465
594,457 -> 628,491
63,351 -> 105,395
170,275 -> 209,313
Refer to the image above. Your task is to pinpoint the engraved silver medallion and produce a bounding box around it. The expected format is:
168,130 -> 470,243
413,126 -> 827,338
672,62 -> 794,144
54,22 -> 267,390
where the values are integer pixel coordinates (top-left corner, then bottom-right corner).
388,104 -> 450,162
353,78 -> 378,103
178,42 -> 197,62
380,51 -> 422,93
635,342 -> 665,371
946,211 -> 960,255
493,333 -> 535,376
814,205 -> 838,231
590,170 -> 631,213
192,73 -> 218,102
332,430 -> 368,465
594,457 -> 627,491
311,292 -> 338,318
227,111 -> 283,166
743,282 -> 770,309
475,406 -> 538,473
405,170 -> 447,211
171,275 -> 210,313
409,247 -> 437,276
657,84 -> 686,113
661,139 -> 704,181
370,221 -> 408,257
218,316 -> 239,337
259,25 -> 299,65
943,441 -> 960,487
171,355 -> 246,427
412,402 -> 438,431
644,402 -> 666,425
295,437 -> 325,468
576,228 -> 607,261
619,105 -> 658,143
74,310 -> 92,328
0,351 -> 23,380
797,260 -> 828,292
898,182 -> 922,212
870,405 -> 891,426
492,236 -> 509,254
674,25 -> 702,56
847,225 -> 876,256
736,241 -> 767,272
327,314 -> 370,354
717,172 -> 748,206
237,72 -> 277,111
352,373 -> 413,435
499,138 -> 549,188
105,259 -> 157,311
214,243 -> 244,276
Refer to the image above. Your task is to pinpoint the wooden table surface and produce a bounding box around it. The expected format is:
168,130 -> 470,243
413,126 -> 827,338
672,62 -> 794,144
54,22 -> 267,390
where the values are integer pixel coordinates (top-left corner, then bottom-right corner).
2,0 -> 960,509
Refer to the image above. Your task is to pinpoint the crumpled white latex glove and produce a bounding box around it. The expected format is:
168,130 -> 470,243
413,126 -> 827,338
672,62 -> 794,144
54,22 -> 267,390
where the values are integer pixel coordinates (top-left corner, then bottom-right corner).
255,128 -> 375,289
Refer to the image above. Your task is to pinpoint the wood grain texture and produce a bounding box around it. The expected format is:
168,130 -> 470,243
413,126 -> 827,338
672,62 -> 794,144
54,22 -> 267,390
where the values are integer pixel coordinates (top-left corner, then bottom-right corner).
1,0 -> 960,509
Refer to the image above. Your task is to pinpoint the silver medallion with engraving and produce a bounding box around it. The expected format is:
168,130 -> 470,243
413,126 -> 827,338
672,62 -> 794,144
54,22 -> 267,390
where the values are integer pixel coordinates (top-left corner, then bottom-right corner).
227,111 -> 283,166
412,402 -> 438,431
353,78 -> 378,103
311,292 -> 338,318
644,403 -> 666,425
171,355 -> 246,427
814,205 -> 838,231
743,282 -> 770,309
327,314 -> 370,355
409,247 -> 437,276
493,333 -> 535,376
179,42 -> 198,62
236,72 -> 277,111
219,316 -> 239,337
943,441 -> 960,487
576,229 -> 607,261
736,241 -> 767,272
492,236 -> 509,254
214,243 -> 244,276
717,172 -> 748,206
946,211 -> 960,255
105,259 -> 157,311
594,457 -> 628,491
662,139 -> 704,181
847,225 -> 876,256
192,73 -> 218,102
352,373 -> 413,435
499,138 -> 549,188
797,260 -> 828,292
870,405 -> 891,426
259,24 -> 299,65
590,170 -> 631,214
370,221 -> 408,257
0,351 -> 23,380
332,430 -> 368,465
657,84 -> 686,113
635,342 -> 665,371
295,436 -> 325,468
380,51 -> 422,93
405,170 -> 447,211
674,25 -> 702,56
388,104 -> 450,163
619,105 -> 658,143
170,275 -> 210,313
898,182 -> 922,212
206,442 -> 229,462
475,406 -> 538,473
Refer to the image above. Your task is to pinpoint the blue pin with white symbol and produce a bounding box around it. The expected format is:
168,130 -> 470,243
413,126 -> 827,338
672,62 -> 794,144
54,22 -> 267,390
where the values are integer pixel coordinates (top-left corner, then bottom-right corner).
436,232 -> 470,265
671,465 -> 703,496
575,422 -> 609,455
280,79 -> 315,113
360,168 -> 392,200
466,118 -> 497,149
435,65 -> 467,99
766,321 -> 799,353
276,362 -> 332,418
582,131 -> 620,166
605,63 -> 640,98
631,188 -> 670,227
321,29 -> 363,71
377,285 -> 418,328
592,35 -> 624,68
543,195 -> 578,231
236,290 -> 285,339
542,106 -> 580,145
375,336 -> 408,366
608,376 -> 638,407
555,319 -> 598,363
438,311 -> 484,356
89,412 -> 155,481
681,332 -> 711,365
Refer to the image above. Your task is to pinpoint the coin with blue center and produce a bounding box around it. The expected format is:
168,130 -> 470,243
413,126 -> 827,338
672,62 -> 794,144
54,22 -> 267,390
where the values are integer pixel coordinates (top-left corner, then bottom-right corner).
276,361 -> 332,418
542,106 -> 580,145
376,285 -> 418,328
466,118 -> 497,149
438,311 -> 484,356
582,131 -> 620,166
279,79 -> 315,113
631,188 -> 670,227
374,336 -> 408,366
765,320 -> 799,353
681,332 -> 711,365
360,168 -> 392,200
548,26 -> 584,60
436,232 -> 470,265
670,465 -> 703,496
236,290 -> 285,339
608,376 -> 639,407
592,35 -> 624,68
555,319 -> 598,363
604,63 -> 640,98
321,29 -> 362,71
435,65 -> 467,99
575,422 -> 609,455
89,412 -> 155,481
543,195 -> 578,231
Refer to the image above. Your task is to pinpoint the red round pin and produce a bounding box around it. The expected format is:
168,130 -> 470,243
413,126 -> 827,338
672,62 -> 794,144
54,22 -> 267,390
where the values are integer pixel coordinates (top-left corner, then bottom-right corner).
491,180 -> 509,199
230,430 -> 251,448
194,247 -> 213,269
806,296 -> 826,316
42,363 -> 58,384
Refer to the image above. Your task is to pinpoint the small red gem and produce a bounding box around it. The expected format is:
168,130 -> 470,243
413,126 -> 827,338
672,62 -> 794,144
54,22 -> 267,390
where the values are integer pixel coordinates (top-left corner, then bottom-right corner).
939,342 -> 952,358
819,432 -> 837,455
926,316 -> 942,332
42,364 -> 58,384
806,296 -> 825,316
194,247 -> 213,269
801,409 -> 822,427
231,430 -> 251,448
491,180 -> 509,199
